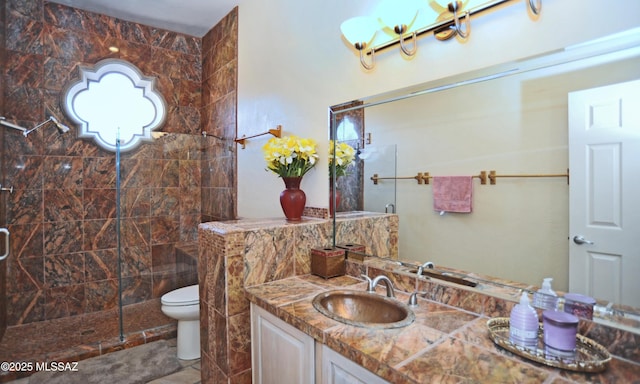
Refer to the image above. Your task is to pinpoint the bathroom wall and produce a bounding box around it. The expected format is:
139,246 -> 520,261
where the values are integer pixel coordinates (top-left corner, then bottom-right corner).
236,0 -> 640,220
0,0 -> 232,362
201,8 -> 238,222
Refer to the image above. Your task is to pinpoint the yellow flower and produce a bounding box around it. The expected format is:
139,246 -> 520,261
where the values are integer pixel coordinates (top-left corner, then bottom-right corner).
329,140 -> 355,177
262,135 -> 318,177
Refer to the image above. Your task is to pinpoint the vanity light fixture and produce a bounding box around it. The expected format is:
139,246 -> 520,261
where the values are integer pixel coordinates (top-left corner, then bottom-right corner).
342,0 -> 543,70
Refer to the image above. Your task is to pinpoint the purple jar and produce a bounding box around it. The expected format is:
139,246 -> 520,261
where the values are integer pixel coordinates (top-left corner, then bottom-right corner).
543,310 -> 579,352
564,293 -> 596,320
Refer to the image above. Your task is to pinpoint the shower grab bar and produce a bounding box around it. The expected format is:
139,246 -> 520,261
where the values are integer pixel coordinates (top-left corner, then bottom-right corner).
0,228 -> 9,260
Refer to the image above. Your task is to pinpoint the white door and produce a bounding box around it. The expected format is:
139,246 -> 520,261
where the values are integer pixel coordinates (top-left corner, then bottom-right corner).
568,79 -> 640,308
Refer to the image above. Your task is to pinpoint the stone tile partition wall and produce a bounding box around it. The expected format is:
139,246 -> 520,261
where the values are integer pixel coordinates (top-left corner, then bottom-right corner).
201,7 -> 238,222
0,1 -> 238,381
197,213 -> 398,383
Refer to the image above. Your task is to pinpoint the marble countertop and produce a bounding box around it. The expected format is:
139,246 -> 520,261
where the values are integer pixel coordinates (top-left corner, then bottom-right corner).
245,274 -> 639,384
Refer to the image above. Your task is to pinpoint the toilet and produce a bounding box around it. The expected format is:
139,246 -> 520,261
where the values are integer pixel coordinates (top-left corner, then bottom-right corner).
161,284 -> 200,360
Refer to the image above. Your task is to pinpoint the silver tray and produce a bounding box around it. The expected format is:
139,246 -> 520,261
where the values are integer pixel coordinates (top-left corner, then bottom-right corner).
487,317 -> 611,373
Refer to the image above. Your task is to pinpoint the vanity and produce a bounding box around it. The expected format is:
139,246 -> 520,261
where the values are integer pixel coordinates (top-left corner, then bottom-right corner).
197,213 -> 640,383
245,263 -> 639,383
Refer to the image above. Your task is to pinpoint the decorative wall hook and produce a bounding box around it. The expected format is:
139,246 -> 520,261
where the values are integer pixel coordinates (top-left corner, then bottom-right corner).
234,125 -> 282,149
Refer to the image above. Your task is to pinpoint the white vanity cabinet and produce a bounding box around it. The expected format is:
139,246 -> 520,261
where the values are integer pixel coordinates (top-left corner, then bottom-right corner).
250,303 -> 390,384
318,344 -> 391,384
251,303 -> 315,384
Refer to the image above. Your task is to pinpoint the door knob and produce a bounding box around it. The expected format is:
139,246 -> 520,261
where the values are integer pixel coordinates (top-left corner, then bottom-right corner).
573,235 -> 594,245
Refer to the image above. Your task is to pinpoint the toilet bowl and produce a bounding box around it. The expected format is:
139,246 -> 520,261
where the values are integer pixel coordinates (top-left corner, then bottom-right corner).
161,284 -> 200,360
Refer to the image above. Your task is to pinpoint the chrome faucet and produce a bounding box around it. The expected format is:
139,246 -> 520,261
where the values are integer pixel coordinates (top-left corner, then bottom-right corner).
362,274 -> 395,298
385,203 -> 395,213
416,261 -> 435,276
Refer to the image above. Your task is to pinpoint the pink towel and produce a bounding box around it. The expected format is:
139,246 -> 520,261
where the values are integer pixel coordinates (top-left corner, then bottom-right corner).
432,176 -> 473,213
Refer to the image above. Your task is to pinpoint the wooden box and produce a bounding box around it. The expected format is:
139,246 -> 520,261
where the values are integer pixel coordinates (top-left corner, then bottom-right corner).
311,247 -> 346,279
336,243 -> 366,261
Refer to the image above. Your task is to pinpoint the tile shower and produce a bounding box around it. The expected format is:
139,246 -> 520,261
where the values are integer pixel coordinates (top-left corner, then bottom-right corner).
0,1 -> 237,381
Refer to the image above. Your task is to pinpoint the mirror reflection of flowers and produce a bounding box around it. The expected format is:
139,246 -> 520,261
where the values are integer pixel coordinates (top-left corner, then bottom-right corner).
262,135 -> 319,178
329,140 -> 355,178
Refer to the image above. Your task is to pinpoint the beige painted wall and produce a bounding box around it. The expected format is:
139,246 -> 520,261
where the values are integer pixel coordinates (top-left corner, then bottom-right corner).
236,0 -> 640,219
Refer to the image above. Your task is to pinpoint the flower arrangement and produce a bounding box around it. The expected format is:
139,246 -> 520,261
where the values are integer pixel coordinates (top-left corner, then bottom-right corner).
262,135 -> 319,178
329,140 -> 355,178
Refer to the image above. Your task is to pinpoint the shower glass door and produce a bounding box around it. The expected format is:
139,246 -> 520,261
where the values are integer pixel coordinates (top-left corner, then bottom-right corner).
116,132 -> 200,339
0,126 -> 6,341
362,144 -> 398,215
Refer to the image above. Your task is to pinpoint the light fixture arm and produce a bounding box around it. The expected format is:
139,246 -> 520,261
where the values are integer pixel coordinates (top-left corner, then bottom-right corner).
529,0 -> 541,15
356,43 -> 375,70
395,25 -> 418,56
449,2 -> 471,39
234,124 -> 282,149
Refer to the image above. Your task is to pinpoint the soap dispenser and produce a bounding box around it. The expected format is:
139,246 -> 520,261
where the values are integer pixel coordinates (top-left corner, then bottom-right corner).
533,278 -> 558,311
509,292 -> 539,350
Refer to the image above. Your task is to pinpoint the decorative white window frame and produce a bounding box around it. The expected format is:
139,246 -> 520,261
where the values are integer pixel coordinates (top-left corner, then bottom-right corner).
62,58 -> 167,153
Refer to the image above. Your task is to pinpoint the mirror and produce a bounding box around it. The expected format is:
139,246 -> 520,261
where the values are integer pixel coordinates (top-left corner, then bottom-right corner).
62,59 -> 167,152
330,28 -> 640,327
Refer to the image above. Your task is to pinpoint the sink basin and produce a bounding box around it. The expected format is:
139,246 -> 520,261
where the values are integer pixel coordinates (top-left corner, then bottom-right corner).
312,290 -> 415,329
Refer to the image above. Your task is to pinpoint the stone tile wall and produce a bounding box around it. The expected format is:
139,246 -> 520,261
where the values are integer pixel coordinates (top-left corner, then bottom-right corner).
197,213 -> 398,383
200,7 -> 238,223
0,1 -> 212,376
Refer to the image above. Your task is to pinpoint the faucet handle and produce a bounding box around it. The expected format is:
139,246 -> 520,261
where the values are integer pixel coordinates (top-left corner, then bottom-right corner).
408,291 -> 428,307
361,274 -> 374,292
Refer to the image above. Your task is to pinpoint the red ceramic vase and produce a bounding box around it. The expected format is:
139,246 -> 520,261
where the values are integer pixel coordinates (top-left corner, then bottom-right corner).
280,177 -> 306,222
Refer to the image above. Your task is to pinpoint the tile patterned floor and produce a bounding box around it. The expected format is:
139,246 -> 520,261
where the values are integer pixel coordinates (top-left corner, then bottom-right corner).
7,339 -> 201,384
